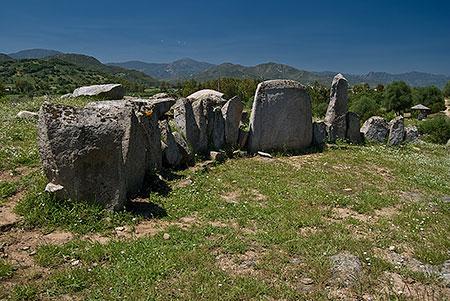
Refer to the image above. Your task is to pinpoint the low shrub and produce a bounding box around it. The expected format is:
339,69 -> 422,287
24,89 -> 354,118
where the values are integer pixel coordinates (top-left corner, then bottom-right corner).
418,115 -> 450,144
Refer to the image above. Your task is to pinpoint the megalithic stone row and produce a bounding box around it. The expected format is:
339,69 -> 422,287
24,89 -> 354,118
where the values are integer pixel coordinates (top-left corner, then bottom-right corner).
38,101 -> 161,211
173,98 -> 199,156
346,112 -> 363,144
248,80 -> 313,153
325,74 -> 349,142
312,121 -> 327,146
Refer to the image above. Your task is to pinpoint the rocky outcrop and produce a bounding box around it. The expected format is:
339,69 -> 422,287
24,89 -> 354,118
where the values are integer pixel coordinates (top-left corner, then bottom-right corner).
248,80 -> 313,153
388,116 -> 405,146
221,96 -> 244,147
360,116 -> 389,143
325,74 -> 349,141
72,84 -> 125,100
37,101 -> 160,210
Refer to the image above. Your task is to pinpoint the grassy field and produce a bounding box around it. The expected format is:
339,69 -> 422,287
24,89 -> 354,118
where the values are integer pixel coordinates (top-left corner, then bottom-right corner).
1,96 -> 449,300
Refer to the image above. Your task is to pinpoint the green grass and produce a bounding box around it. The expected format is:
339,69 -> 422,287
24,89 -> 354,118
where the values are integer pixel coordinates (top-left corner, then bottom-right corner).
0,259 -> 14,280
1,95 -> 450,300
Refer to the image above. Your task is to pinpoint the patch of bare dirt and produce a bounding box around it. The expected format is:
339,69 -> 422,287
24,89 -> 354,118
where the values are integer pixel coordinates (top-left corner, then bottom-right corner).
0,191 -> 25,231
329,205 -> 402,224
216,249 -> 263,276
378,271 -> 450,300
221,191 -> 241,204
0,166 -> 36,182
173,177 -> 193,189
278,154 -> 321,169
250,189 -> 268,202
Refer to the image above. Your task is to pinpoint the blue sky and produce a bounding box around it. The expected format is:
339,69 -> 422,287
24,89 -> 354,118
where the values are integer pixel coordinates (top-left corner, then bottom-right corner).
1,0 -> 449,75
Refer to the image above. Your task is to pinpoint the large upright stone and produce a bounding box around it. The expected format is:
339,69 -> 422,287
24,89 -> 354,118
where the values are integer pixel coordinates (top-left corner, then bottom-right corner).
211,107 -> 225,149
388,116 -> 405,146
192,100 -> 208,154
37,102 -> 154,210
360,116 -> 389,143
312,121 -> 327,146
72,84 -> 125,100
159,120 -> 183,167
325,74 -> 349,141
248,80 -> 313,153
346,112 -> 363,144
173,98 -> 199,155
187,89 -> 224,101
222,96 -> 244,147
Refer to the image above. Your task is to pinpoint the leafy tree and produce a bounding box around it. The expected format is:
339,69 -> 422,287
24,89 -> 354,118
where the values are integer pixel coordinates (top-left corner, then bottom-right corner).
0,82 -> 4,97
418,115 -> 450,144
306,81 -> 329,118
412,86 -> 445,113
443,81 -> 450,98
352,83 -> 370,95
349,95 -> 381,122
15,79 -> 34,95
383,81 -> 412,114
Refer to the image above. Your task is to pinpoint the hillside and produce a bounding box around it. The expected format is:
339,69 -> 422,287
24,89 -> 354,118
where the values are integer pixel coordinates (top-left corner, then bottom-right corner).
8,48 -> 62,59
109,58 -> 214,80
48,53 -> 159,87
0,54 -> 14,63
0,58 -> 155,95
112,58 -> 450,88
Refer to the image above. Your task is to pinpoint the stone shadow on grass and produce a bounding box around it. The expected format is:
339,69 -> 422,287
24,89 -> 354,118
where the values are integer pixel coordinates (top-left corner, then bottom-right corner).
126,200 -> 167,219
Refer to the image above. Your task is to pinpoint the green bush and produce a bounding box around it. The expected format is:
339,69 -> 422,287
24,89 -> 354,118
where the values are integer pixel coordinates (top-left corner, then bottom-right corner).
418,115 -> 450,144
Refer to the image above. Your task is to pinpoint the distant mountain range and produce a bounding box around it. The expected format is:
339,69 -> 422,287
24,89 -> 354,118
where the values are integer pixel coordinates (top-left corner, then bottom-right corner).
2,49 -> 450,88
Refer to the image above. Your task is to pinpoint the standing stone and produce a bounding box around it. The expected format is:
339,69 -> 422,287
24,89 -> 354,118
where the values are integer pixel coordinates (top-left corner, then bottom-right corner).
388,116 -> 405,146
325,74 -> 349,141
137,97 -> 176,120
72,84 -> 125,100
404,126 -> 419,142
327,114 -> 347,142
187,89 -> 224,101
346,112 -> 363,144
38,102 -> 150,210
222,96 -> 244,147
360,116 -> 389,143
159,120 -> 183,167
172,131 -> 192,164
173,98 -> 199,155
312,121 -> 327,146
211,107 -> 225,149
192,100 -> 208,154
248,80 -> 313,153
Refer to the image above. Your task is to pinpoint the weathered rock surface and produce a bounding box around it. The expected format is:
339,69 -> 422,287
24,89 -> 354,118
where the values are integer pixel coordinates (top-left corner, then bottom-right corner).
211,107 -> 225,149
172,131 -> 192,164
187,89 -> 224,101
72,84 -> 125,99
192,100 -> 208,154
210,151 -> 226,162
404,126 -> 419,142
159,120 -> 183,167
150,92 -> 170,99
38,101 -> 160,210
248,80 -> 313,153
312,121 -> 327,146
16,111 -> 38,120
360,116 -> 389,143
327,114 -> 347,143
325,74 -> 349,141
173,98 -> 200,155
330,252 -> 362,287
222,96 -> 244,147
137,97 -> 176,120
346,112 -> 363,144
388,116 -> 405,146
